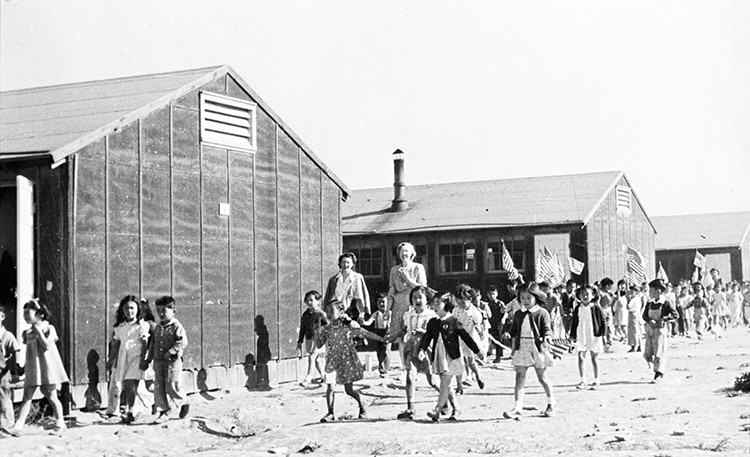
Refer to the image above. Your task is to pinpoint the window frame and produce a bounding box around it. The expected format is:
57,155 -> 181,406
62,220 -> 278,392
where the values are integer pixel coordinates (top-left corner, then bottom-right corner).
347,242 -> 385,278
437,235 -> 477,275
485,235 -> 526,274
199,91 -> 257,153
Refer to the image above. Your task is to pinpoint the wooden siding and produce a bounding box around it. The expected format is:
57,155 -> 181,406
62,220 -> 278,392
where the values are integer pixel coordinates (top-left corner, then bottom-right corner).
585,176 -> 655,283
743,237 -> 750,281
68,74 -> 342,385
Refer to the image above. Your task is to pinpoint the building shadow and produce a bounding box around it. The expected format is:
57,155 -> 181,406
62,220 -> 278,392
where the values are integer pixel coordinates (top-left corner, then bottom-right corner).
251,315 -> 271,390
81,349 -> 102,412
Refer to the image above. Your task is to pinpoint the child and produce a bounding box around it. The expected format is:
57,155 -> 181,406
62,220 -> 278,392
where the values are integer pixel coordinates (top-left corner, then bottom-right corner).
297,290 -> 329,386
146,296 -> 189,423
569,285 -> 605,390
613,280 -> 628,341
502,282 -> 556,418
726,283 -> 743,327
686,283 -> 710,340
597,278 -> 615,348
316,300 -> 385,422
453,284 -> 485,392
642,279 -> 678,382
486,286 -> 507,362
362,293 -> 390,377
11,300 -> 69,435
388,286 -> 438,420
626,285 -> 644,351
136,298 -> 157,415
710,284 -> 729,334
0,306 -> 21,434
418,291 -> 482,422
106,295 -> 150,423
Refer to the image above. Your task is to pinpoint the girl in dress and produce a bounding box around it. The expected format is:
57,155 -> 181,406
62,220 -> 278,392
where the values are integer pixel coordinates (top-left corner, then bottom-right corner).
386,242 -> 427,373
453,285 -> 485,392
613,279 -> 628,341
316,300 -> 385,423
710,284 -> 729,335
570,285 -> 605,390
686,283 -> 710,340
502,282 -> 556,419
626,285 -> 644,351
11,300 -> 69,435
418,291 -> 481,422
107,295 -> 150,423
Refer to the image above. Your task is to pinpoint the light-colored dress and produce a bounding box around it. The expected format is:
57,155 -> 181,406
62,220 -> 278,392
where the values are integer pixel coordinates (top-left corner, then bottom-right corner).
113,320 -> 149,382
575,304 -> 604,353
387,262 -> 427,339
613,295 -> 627,327
511,310 -> 543,368
626,295 -> 643,346
454,304 -> 485,357
22,322 -> 69,387
318,319 -> 365,385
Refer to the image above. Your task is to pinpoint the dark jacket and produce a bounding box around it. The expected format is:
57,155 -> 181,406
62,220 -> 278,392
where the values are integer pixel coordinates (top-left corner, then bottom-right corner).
507,306 -> 552,351
642,299 -> 678,325
569,303 -> 605,340
419,315 -> 480,361
297,308 -> 329,344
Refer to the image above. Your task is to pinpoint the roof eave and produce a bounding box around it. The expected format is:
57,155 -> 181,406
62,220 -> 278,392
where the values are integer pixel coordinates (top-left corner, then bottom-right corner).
343,220 -> 584,236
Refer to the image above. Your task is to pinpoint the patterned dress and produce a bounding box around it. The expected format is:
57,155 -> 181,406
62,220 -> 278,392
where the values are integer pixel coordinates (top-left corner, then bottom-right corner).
22,322 -> 69,387
318,319 -> 366,384
387,262 -> 427,339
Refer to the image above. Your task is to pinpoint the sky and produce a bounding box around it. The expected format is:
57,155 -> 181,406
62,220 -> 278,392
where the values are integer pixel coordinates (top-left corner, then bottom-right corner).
1,0 -> 748,217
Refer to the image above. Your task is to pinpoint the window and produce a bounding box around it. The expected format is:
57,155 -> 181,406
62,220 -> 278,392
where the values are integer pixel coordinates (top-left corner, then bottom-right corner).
348,244 -> 384,277
615,185 -> 631,215
391,243 -> 428,268
199,92 -> 257,152
486,237 -> 526,273
438,236 -> 476,274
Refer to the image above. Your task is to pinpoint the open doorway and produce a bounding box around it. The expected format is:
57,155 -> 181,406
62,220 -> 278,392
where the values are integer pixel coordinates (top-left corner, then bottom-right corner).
0,184 -> 17,336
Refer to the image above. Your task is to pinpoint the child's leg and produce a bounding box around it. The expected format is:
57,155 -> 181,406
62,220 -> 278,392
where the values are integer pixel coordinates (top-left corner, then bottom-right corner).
512,367 -> 528,411
405,367 -> 416,410
305,352 -> 315,382
467,356 -> 482,382
343,383 -> 366,413
122,380 -> 139,412
152,362 -> 170,413
0,385 -> 15,429
106,380 -> 122,415
13,386 -> 37,429
325,384 -> 335,414
165,361 -> 187,415
435,374 -> 453,411
577,351 -> 586,383
40,384 -> 65,426
314,353 -> 326,380
534,366 -> 555,405
590,352 -> 600,384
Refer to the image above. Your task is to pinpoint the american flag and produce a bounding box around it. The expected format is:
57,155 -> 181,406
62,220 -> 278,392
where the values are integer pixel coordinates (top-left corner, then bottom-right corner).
537,247 -> 556,283
657,262 -> 669,282
552,252 -> 566,286
625,246 -> 647,285
568,256 -> 585,275
693,251 -> 706,269
700,267 -> 714,289
691,267 -> 700,283
501,240 -> 521,281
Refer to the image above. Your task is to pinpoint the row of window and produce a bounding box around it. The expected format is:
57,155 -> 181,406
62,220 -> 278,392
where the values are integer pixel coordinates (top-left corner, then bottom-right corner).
348,237 -> 526,277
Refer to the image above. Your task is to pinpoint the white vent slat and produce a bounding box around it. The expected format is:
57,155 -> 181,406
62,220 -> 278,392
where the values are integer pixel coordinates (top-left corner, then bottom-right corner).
204,119 -> 252,138
204,102 -> 252,120
200,92 -> 257,152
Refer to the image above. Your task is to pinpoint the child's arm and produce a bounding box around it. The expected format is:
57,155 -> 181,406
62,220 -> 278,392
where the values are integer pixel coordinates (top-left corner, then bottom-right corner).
165,323 -> 188,361
297,312 -> 308,349
315,328 -> 327,349
456,322 -> 482,356
32,323 -> 56,352
357,328 -> 386,343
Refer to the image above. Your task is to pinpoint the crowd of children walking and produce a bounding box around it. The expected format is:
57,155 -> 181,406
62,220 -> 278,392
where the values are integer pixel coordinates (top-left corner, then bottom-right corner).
2,246 -> 749,433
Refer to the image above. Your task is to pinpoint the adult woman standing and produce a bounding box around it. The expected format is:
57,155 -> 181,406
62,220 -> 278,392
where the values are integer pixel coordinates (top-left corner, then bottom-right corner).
386,242 -> 427,369
324,253 -> 371,322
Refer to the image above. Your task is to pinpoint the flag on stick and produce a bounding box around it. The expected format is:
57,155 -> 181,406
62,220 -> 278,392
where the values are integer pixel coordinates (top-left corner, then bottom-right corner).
656,262 -> 669,282
700,267 -> 714,289
693,250 -> 706,269
568,256 -> 585,275
691,267 -> 700,284
625,246 -> 647,285
537,248 -> 556,283
501,240 -> 521,282
552,252 -> 566,286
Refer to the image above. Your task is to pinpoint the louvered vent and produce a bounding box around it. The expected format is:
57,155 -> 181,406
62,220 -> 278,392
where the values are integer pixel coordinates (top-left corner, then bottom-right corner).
616,185 -> 632,214
199,92 -> 257,152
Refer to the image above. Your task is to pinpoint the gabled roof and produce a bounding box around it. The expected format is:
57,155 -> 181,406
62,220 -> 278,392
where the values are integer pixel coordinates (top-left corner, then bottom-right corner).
343,170 -> 642,235
653,211 -> 750,250
0,65 -> 349,196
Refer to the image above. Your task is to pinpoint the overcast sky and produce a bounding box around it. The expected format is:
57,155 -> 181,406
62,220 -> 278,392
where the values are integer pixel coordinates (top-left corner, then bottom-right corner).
1,1 -> 748,217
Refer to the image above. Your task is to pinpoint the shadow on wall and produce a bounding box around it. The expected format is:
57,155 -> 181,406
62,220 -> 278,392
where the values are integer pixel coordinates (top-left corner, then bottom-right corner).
81,349 -> 101,412
245,315 -> 271,390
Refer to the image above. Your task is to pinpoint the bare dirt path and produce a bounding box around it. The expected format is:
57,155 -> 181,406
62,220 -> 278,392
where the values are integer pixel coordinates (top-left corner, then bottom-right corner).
2,327 -> 749,456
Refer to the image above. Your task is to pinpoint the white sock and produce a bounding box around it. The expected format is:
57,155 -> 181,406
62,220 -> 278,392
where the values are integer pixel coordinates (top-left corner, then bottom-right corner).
594,377 -> 600,384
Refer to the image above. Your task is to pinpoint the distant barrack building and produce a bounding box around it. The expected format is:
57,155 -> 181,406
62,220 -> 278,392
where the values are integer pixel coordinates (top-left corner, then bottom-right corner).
654,211 -> 750,283
0,65 -> 349,402
342,152 -> 656,299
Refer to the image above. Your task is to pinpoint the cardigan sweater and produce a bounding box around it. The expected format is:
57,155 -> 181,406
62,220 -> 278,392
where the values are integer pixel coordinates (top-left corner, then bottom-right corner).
419,315 -> 480,361
642,299 -> 678,325
507,306 -> 552,351
569,303 -> 606,340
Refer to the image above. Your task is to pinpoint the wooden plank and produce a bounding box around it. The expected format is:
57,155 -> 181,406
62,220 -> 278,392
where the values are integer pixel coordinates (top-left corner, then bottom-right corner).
202,176 -> 229,241
229,177 -> 253,242
203,301 -> 229,367
172,237 -> 201,368
227,76 -> 253,102
254,108 -> 278,361
107,234 -> 141,307
172,106 -> 200,174
142,106 -> 170,170
230,302 -> 255,365
229,240 -> 254,307
142,235 -> 171,301
276,132 -> 300,359
107,163 -> 140,235
228,150 -> 253,182
201,75 -> 227,95
321,177 -> 341,282
202,146 -> 229,180
300,155 -> 322,295
172,171 -> 201,239
141,168 -> 170,238
108,121 -> 139,166
73,233 -> 106,384
75,158 -> 105,234
202,240 -> 229,306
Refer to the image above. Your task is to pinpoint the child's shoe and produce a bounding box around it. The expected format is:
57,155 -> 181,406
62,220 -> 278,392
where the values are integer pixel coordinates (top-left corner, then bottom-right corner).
426,410 -> 440,423
502,409 -> 522,419
440,404 -> 450,415
576,382 -> 588,390
358,410 -> 368,420
477,378 -> 485,390
447,409 -> 460,421
179,404 -> 190,419
543,405 -> 557,417
2,426 -> 21,437
320,413 -> 335,423
50,421 -> 66,435
396,409 -> 414,420
152,412 -> 170,424
589,381 -> 600,390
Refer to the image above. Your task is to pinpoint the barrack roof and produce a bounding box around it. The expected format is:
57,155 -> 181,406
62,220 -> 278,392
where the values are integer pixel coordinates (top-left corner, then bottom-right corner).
653,211 -> 750,250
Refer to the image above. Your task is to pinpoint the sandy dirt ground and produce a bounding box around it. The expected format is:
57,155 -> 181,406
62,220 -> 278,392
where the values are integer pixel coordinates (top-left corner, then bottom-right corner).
2,326 -> 749,457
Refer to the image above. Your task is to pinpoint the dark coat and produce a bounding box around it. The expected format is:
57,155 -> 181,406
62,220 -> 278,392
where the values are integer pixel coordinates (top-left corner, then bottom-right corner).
419,315 -> 480,360
507,306 -> 552,351
642,299 -> 678,324
569,303 -> 605,340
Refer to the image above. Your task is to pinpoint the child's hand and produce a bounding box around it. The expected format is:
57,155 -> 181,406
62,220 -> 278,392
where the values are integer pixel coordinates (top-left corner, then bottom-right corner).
163,352 -> 177,362
296,342 -> 302,351
139,360 -> 150,371
417,349 -> 426,361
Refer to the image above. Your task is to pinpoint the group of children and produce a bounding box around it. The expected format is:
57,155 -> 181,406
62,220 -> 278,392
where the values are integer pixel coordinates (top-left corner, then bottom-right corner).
0,295 -> 190,437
